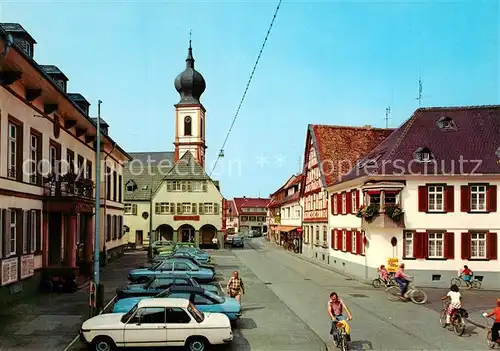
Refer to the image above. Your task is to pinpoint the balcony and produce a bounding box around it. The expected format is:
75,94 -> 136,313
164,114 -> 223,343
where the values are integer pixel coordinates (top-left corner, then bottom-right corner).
43,173 -> 95,214
358,204 -> 405,229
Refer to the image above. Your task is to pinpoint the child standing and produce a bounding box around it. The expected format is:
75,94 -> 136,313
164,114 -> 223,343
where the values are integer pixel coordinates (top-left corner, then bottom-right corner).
441,284 -> 461,325
483,298 -> 500,344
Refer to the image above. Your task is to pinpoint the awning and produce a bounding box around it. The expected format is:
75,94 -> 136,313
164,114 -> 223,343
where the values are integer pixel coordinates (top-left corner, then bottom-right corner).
274,225 -> 301,232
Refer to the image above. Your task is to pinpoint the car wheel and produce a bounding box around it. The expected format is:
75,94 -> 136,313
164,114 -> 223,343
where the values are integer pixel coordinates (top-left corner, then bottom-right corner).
92,336 -> 115,351
186,337 -> 207,351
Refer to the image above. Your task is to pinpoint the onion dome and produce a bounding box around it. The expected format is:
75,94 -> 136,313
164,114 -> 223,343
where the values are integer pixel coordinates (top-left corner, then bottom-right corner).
174,40 -> 206,105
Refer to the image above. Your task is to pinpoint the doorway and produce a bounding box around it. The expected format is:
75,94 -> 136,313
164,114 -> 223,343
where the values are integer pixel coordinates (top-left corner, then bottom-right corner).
179,225 -> 195,243
136,230 -> 143,246
48,212 -> 62,266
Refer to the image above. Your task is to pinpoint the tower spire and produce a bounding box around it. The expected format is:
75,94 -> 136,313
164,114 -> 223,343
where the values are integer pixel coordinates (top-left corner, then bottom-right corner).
186,29 -> 194,68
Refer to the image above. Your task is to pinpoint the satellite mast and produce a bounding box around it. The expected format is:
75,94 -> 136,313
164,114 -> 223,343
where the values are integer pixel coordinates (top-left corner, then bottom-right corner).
385,106 -> 391,128
416,78 -> 423,107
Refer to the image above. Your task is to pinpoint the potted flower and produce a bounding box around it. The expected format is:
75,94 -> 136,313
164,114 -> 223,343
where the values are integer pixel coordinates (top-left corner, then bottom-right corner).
356,204 -> 380,222
61,172 -> 78,193
78,178 -> 94,197
385,204 -> 404,221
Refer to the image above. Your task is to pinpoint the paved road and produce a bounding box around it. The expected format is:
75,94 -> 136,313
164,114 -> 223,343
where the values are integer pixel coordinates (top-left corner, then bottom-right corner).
240,238 -> 492,350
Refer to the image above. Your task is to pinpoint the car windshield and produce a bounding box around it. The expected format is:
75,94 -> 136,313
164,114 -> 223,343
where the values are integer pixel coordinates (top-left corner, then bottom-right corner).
204,289 -> 224,303
144,278 -> 157,288
121,303 -> 138,323
188,303 -> 204,323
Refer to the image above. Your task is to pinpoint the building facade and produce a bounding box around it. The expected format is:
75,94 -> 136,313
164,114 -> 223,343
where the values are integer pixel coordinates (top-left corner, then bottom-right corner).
0,23 -> 129,302
227,197 -> 269,234
123,41 -> 225,248
300,124 -> 394,262
327,106 -> 500,288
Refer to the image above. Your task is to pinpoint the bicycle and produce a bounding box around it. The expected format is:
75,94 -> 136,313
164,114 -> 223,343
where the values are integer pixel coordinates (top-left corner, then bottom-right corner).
451,275 -> 482,289
331,319 -> 351,351
372,273 -> 396,288
386,277 -> 428,304
483,314 -> 500,348
439,301 -> 467,336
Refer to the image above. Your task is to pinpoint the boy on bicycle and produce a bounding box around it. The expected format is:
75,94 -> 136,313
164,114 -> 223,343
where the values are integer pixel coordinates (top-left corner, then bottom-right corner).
460,265 -> 473,283
328,292 -> 353,342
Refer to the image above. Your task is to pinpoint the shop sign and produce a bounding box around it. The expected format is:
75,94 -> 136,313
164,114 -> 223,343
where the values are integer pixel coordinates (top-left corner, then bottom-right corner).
20,254 -> 34,279
387,257 -> 399,273
1,257 -> 18,286
174,215 -> 200,221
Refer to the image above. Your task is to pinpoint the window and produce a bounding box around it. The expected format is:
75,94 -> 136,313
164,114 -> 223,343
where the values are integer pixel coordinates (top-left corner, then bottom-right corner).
428,232 -> 444,258
470,185 -> 487,211
77,155 -> 84,177
136,307 -> 165,324
124,203 -> 133,214
7,123 -> 18,179
204,203 -> 214,214
384,192 -> 397,205
428,186 -> 444,212
352,232 -> 357,252
188,304 -> 204,323
159,262 -> 173,271
49,145 -> 57,175
118,175 -> 122,202
295,208 -> 301,218
29,210 -> 37,253
404,232 -> 413,258
166,307 -> 191,324
30,133 -> 41,184
172,181 -> 182,191
112,171 -> 117,202
184,116 -> 192,136
174,262 -> 190,272
249,216 -> 256,221
342,230 -> 346,251
182,203 -> 192,214
9,210 -> 16,256
315,226 -> 319,243
322,226 -> 327,246
351,192 -> 357,213
106,167 -> 111,200
191,181 -> 202,191
193,294 -> 213,305
470,233 -> 486,259
333,194 -> 338,214
86,160 -> 92,180
360,232 -> 365,255
159,203 -> 169,214
66,149 -> 75,174
369,193 -> 381,206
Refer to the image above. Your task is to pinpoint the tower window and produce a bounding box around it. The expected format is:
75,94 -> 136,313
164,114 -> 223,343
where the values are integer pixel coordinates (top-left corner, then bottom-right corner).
184,116 -> 192,136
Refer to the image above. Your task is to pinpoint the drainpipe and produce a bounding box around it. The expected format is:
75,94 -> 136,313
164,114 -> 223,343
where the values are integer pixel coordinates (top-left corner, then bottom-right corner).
102,141 -> 117,265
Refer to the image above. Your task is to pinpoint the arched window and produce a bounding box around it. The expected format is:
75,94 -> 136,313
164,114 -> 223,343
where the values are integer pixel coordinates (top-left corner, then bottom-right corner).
184,116 -> 192,136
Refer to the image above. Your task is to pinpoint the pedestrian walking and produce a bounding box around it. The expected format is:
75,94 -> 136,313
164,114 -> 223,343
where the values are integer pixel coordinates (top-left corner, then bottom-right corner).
227,270 -> 245,303
212,235 -> 219,249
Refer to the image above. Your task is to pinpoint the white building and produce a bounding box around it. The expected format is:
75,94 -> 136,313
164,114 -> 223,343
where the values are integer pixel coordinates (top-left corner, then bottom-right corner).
123,42 -> 224,248
327,106 -> 500,288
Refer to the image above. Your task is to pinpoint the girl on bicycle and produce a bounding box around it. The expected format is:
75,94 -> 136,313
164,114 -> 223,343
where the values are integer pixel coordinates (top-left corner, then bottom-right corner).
328,292 -> 353,341
440,284 -> 461,325
483,298 -> 500,344
378,265 -> 389,286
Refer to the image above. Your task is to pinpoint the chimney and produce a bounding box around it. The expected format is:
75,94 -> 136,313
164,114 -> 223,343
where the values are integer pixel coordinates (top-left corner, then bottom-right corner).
0,23 -> 36,58
40,65 -> 69,92
68,93 -> 91,116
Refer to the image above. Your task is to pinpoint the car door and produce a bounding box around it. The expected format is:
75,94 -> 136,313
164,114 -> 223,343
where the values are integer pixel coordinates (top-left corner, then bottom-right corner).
123,307 -> 167,347
157,262 -> 173,276
192,292 -> 216,313
165,307 -> 195,347
172,262 -> 192,277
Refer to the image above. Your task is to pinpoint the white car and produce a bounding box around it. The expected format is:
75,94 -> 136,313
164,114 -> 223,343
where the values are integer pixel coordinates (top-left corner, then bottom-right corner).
80,298 -> 233,351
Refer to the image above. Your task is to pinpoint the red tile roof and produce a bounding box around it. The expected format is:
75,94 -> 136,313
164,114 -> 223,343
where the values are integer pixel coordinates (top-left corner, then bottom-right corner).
308,124 -> 394,186
340,105 -> 500,183
233,197 -> 270,215
268,174 -> 303,208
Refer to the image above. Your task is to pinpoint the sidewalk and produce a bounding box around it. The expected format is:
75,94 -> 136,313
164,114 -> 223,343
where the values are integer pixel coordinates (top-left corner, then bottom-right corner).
0,251 -> 148,351
261,238 -> 496,329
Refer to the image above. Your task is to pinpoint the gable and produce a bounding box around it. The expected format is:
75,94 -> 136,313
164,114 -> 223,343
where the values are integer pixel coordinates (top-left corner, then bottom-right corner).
164,151 -> 210,180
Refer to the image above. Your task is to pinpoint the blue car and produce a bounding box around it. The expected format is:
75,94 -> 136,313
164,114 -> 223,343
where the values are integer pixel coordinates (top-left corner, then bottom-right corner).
115,275 -> 218,299
175,247 -> 211,263
148,254 -> 215,271
128,260 -> 214,283
113,285 -> 242,321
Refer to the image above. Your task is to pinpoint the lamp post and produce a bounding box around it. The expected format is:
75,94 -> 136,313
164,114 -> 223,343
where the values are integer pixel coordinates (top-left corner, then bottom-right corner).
148,176 -> 154,258
92,100 -> 102,315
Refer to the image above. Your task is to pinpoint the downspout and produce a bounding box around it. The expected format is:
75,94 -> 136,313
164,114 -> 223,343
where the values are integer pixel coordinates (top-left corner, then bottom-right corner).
102,141 -> 117,264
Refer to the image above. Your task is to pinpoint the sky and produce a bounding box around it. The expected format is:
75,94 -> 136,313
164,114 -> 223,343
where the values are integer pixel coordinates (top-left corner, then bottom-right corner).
1,0 -> 498,199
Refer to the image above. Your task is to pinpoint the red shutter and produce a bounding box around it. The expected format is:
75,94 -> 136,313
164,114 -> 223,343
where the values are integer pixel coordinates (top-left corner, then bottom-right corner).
336,195 -> 342,215
403,232 -> 408,258
487,232 -> 498,260
421,232 -> 429,259
331,195 -> 335,214
355,190 -> 360,210
460,185 -> 470,212
487,185 -> 497,212
444,232 -> 455,259
461,232 -> 471,259
346,191 -> 352,214
337,230 -> 342,249
331,229 -> 335,248
346,230 -> 352,252
356,231 -> 362,254
413,232 -> 421,258
418,186 -> 428,212
444,186 -> 454,212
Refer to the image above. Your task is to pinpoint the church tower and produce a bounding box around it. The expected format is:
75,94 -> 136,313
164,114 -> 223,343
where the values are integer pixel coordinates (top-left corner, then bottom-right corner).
173,39 -> 207,168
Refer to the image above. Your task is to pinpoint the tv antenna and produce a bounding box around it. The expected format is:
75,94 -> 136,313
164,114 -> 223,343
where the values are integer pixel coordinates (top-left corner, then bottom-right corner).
416,78 -> 423,107
385,106 -> 391,128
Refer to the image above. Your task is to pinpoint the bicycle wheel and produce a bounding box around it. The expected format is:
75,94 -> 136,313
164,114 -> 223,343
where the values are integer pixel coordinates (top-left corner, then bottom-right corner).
486,330 -> 495,349
331,333 -> 340,348
439,310 -> 447,328
410,289 -> 428,304
372,279 -> 382,288
453,316 -> 466,336
341,335 -> 348,351
451,277 -> 462,287
471,280 -> 482,289
386,286 -> 401,301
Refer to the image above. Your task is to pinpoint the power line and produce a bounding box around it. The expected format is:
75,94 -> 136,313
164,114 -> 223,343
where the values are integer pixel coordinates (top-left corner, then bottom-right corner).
209,0 -> 283,177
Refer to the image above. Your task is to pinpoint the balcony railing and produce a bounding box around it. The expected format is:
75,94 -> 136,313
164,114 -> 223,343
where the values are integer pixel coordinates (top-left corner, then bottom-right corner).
43,174 -> 94,199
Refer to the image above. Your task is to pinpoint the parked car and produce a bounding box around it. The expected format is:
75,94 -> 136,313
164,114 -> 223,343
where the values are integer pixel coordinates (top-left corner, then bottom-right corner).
113,286 -> 242,321
174,242 -> 196,249
148,254 -> 215,272
231,235 -> 244,248
80,298 -> 233,350
174,247 -> 211,263
128,260 -> 214,283
116,276 -> 218,300
151,240 -> 174,254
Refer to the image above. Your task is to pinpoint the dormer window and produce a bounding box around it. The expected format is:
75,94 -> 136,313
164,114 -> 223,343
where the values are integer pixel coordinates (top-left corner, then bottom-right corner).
125,180 -> 137,192
437,116 -> 457,131
414,147 -> 434,163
